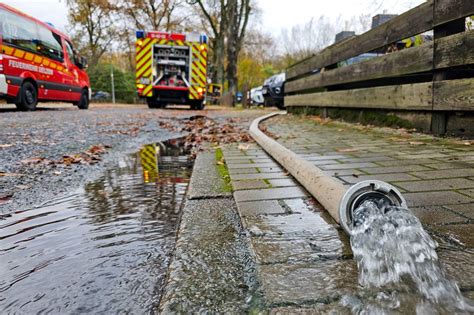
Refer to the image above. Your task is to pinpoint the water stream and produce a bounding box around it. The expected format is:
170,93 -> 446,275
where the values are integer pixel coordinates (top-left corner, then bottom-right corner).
0,140 -> 192,313
346,200 -> 474,314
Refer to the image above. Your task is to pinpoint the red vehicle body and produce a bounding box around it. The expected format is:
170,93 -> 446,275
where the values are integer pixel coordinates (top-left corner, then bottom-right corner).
0,4 -> 90,111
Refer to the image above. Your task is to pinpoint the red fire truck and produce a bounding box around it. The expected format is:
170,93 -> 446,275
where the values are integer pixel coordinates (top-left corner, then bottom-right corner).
0,4 -> 90,111
135,30 -> 208,110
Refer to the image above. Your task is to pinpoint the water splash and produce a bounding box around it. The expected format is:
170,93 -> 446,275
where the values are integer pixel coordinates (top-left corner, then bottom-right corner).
349,200 -> 473,313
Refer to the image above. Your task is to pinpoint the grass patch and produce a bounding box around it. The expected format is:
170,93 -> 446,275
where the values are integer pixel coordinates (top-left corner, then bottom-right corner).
215,148 -> 233,193
262,178 -> 273,188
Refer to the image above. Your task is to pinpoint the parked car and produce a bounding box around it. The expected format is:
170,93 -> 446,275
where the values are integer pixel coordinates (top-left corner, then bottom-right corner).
235,91 -> 243,103
249,86 -> 264,106
92,91 -> 110,101
262,73 -> 285,109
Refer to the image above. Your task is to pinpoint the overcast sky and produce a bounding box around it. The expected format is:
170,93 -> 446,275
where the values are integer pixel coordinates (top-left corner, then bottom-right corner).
2,0 -> 424,35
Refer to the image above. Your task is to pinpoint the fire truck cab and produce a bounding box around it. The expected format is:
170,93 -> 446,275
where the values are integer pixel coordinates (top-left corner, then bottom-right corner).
135,31 -> 208,110
0,4 -> 90,111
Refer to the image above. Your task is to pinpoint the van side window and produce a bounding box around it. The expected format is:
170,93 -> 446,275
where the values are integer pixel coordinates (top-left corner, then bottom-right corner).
0,9 -> 38,53
37,26 -> 64,62
65,40 -> 75,63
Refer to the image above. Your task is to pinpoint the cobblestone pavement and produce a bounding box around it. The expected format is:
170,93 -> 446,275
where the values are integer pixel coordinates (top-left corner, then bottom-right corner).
223,113 -> 474,310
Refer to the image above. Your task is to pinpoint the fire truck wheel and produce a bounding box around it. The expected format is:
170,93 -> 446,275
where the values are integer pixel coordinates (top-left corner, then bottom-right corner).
16,81 -> 38,111
146,99 -> 160,109
77,89 -> 89,110
190,100 -> 204,110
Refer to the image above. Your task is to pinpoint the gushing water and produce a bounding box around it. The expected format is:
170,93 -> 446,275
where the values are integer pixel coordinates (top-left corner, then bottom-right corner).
348,200 -> 473,313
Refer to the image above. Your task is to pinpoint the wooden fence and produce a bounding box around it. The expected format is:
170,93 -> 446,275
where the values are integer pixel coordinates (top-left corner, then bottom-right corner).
284,0 -> 474,136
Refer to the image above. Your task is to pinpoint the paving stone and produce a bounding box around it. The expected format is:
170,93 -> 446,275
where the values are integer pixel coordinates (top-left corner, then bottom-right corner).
411,168 -> 474,180
339,173 -> 420,184
437,249 -> 474,290
230,172 -> 289,181
360,165 -> 431,174
224,158 -> 253,164
394,178 -> 474,192
404,191 -> 473,207
248,210 -> 337,238
227,162 -> 279,169
410,206 -> 468,225
232,180 -> 269,191
258,261 -> 358,306
251,236 -> 350,265
445,203 -> 474,219
424,162 -> 474,170
268,178 -> 299,187
228,167 -> 259,175
376,159 -> 437,167
311,160 -> 341,166
187,151 -> 231,199
237,200 -> 286,217
234,187 -> 309,202
396,153 -> 449,160
258,166 -> 284,173
323,170 -> 366,177
250,158 -> 275,163
430,224 -> 474,247
459,189 -> 474,198
321,162 -> 378,170
302,154 -> 348,161
337,156 -> 395,163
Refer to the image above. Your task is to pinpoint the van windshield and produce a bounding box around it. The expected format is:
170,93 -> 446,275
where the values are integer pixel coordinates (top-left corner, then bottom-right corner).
0,8 -> 64,62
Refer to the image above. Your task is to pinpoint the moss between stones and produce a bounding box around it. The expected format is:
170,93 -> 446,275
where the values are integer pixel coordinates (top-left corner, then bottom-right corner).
215,148 -> 233,193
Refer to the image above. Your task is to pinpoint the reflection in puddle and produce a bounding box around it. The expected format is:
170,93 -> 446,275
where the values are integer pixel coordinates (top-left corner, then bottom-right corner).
0,140 -> 193,313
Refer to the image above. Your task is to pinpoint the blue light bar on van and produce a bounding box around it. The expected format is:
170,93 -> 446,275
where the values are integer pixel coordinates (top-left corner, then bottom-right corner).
136,30 -> 145,39
200,34 -> 208,44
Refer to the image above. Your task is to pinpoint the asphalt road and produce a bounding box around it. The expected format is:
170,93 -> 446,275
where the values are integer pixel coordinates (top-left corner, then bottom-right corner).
0,102 -> 267,215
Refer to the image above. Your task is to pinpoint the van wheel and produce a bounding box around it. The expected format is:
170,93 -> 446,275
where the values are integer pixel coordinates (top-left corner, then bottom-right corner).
77,89 -> 89,110
16,81 -> 38,111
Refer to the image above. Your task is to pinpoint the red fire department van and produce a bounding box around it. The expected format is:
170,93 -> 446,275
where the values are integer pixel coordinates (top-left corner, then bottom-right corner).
0,4 -> 90,111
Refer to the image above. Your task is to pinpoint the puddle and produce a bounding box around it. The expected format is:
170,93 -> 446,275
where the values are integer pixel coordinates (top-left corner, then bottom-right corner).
0,139 -> 193,313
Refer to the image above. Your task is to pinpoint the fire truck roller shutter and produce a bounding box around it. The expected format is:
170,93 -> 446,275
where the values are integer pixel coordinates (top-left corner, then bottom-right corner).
136,37 -> 157,97
189,43 -> 207,100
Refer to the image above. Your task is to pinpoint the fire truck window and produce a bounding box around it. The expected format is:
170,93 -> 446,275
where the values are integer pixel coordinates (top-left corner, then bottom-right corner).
37,26 -> 64,62
0,9 -> 38,53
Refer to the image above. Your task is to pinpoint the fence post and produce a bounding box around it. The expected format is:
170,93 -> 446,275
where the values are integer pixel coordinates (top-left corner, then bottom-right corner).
431,0 -> 466,135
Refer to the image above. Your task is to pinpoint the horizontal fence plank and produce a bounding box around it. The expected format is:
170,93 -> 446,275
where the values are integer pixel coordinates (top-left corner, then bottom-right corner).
434,78 -> 474,110
286,43 -> 433,93
286,0 -> 434,80
434,0 -> 474,26
285,82 -> 433,110
434,31 -> 474,69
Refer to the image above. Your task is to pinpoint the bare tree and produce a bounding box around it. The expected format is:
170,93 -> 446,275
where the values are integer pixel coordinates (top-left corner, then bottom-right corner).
121,0 -> 188,31
67,0 -> 119,69
187,0 -> 252,95
187,0 -> 228,85
225,0 -> 251,95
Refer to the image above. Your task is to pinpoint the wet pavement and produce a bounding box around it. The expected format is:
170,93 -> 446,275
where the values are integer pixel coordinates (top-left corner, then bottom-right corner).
0,140 -> 193,313
223,113 -> 474,311
0,103 -> 267,215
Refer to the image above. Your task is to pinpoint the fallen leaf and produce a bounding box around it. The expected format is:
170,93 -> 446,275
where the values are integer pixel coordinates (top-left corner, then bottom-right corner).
337,148 -> 359,153
238,144 -> 250,151
0,172 -> 23,177
0,192 -> 13,205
